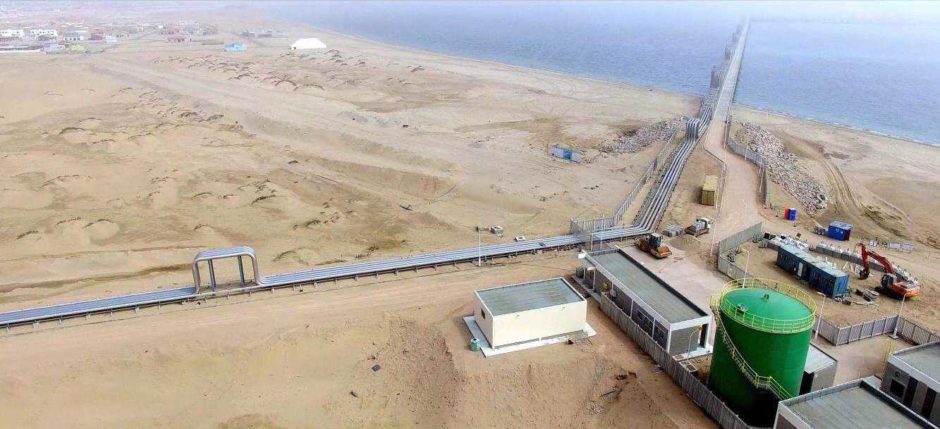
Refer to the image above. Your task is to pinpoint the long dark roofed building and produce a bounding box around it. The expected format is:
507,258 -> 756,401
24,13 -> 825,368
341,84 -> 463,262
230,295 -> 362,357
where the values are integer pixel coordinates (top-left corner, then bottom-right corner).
580,248 -> 711,357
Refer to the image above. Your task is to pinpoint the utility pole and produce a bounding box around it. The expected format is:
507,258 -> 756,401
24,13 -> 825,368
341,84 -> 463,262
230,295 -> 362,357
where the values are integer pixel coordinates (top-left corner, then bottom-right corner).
892,293 -> 907,338
477,224 -> 482,267
814,296 -> 826,340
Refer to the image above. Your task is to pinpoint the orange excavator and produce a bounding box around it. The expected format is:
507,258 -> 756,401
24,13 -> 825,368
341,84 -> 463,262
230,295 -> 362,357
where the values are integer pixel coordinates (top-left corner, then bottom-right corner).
857,243 -> 920,299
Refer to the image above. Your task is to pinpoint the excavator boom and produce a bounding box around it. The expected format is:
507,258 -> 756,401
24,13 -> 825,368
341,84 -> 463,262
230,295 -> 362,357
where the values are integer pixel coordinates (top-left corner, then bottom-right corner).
856,243 -> 919,299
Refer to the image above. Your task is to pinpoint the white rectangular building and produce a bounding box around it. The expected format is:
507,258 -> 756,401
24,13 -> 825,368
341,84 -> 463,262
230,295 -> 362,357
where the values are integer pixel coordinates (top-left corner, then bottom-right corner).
29,29 -> 57,38
474,278 -> 586,349
1,29 -> 24,39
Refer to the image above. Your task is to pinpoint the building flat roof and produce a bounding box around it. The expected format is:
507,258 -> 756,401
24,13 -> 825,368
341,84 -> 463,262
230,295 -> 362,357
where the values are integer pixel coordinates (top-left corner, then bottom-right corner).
703,175 -> 719,191
781,377 -> 932,429
893,341 -> 940,383
829,221 -> 853,230
591,250 -> 706,323
805,343 -> 837,374
476,278 -> 583,317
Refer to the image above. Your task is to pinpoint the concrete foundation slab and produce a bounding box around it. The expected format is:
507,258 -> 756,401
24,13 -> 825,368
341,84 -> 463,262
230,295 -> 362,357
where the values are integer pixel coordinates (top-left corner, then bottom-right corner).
463,315 -> 595,357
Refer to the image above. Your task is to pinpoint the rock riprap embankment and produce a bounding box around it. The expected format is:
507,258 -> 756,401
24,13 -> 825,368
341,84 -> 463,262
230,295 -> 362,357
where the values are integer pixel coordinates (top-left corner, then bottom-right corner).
603,119 -> 681,154
737,123 -> 829,215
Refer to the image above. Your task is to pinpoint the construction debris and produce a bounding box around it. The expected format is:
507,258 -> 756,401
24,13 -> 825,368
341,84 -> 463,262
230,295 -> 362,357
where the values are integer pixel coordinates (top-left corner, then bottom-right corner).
686,217 -> 714,237
603,119 -> 682,154
736,123 -> 829,215
663,225 -> 685,237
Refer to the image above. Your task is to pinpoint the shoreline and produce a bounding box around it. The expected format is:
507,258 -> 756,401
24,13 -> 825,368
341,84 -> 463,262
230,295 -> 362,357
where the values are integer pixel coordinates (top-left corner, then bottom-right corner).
259,11 -> 706,102
733,102 -> 939,149
265,9 -> 936,150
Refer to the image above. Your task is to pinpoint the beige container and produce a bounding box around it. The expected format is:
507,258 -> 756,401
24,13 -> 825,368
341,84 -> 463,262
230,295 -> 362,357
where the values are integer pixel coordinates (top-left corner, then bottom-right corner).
701,175 -> 719,206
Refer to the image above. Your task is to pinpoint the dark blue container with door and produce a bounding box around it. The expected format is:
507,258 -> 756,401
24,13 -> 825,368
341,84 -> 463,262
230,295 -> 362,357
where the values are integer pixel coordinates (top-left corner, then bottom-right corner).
776,244 -> 814,279
827,221 -> 853,241
787,208 -> 797,221
808,264 -> 849,297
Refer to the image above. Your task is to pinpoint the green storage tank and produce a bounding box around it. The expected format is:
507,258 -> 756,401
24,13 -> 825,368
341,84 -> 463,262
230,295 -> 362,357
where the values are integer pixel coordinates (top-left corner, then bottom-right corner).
709,283 -> 816,426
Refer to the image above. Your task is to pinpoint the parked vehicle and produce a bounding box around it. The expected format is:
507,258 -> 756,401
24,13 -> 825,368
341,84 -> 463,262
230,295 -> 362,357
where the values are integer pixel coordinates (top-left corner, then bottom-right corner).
637,233 -> 672,259
857,243 -> 920,299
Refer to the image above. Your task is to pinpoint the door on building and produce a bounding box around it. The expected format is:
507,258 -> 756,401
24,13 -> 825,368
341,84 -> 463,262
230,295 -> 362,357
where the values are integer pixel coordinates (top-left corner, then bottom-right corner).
903,378 -> 919,408
922,388 -> 936,420
800,372 -> 814,395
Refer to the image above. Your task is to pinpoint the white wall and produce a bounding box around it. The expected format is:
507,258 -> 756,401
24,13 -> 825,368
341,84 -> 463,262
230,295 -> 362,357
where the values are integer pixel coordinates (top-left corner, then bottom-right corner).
474,296 -> 495,347
489,300 -> 587,348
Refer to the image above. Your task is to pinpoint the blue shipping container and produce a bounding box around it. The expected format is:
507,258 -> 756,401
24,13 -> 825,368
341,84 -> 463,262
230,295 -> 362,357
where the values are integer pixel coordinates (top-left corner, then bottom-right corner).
827,221 -> 853,241
776,244 -> 815,279
808,264 -> 849,298
224,43 -> 246,52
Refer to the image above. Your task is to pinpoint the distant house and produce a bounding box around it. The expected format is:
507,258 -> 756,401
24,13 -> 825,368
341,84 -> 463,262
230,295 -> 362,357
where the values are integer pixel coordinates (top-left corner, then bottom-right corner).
104,35 -> 117,44
167,35 -> 187,43
29,29 -> 58,38
0,29 -> 25,39
224,43 -> 246,52
67,44 -> 86,54
63,32 -> 85,42
290,38 -> 326,50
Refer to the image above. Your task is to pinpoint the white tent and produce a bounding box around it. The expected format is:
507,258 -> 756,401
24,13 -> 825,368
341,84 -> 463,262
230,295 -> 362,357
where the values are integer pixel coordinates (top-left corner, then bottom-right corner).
290,38 -> 326,50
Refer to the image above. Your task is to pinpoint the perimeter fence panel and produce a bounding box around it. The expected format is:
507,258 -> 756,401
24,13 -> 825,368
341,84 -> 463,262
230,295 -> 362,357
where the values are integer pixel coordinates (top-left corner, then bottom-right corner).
590,288 -> 753,429
717,222 -> 763,256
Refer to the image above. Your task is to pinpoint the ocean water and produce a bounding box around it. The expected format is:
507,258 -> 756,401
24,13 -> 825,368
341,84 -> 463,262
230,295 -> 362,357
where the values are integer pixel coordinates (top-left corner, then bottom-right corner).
737,21 -> 940,144
270,1 -> 940,144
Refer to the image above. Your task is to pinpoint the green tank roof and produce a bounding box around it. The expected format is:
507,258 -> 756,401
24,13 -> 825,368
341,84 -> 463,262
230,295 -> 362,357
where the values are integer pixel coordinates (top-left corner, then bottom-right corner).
724,288 -> 811,321
721,288 -> 813,333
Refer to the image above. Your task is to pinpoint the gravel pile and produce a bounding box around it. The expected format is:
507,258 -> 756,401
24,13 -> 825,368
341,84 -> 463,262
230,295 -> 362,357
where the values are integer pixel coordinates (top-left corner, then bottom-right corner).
603,119 -> 680,154
737,123 -> 829,215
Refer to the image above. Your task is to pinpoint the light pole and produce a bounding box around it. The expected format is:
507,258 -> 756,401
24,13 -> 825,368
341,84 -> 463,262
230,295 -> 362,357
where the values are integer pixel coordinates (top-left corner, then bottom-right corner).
687,326 -> 702,358
477,225 -> 482,267
738,248 -> 752,287
892,293 -> 907,338
814,294 -> 826,340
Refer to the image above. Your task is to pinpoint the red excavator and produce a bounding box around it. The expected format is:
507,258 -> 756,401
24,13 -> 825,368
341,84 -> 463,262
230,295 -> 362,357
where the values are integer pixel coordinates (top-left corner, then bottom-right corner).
857,243 -> 920,299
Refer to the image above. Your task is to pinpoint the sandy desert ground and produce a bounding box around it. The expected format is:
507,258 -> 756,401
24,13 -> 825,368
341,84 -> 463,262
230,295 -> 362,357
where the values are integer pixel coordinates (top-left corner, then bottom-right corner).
0,8 -> 713,427
3,4 -> 940,429
0,11 -> 695,310
0,253 -> 714,429
728,107 -> 940,331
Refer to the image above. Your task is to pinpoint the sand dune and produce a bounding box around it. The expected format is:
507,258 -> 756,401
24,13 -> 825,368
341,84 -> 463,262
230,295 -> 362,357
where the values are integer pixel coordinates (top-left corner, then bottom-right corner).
0,15 -> 694,309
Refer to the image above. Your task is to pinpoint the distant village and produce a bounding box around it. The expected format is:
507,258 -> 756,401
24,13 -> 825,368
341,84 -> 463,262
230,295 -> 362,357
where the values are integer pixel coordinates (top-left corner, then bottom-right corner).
1,17 -> 322,55
0,17 -> 233,53
0,2 -> 332,55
